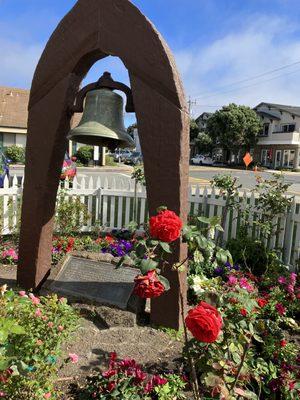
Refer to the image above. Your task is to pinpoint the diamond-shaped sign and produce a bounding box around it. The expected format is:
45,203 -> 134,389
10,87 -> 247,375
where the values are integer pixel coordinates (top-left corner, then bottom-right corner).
243,152 -> 253,167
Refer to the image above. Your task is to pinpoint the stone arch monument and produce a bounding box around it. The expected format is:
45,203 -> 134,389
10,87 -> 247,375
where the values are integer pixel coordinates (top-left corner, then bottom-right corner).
17,0 -> 189,329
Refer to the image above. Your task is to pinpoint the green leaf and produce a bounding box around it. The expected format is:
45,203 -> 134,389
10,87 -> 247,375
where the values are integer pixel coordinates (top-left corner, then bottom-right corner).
116,256 -> 125,269
197,216 -> 211,225
158,276 -> 170,291
159,242 -> 172,253
10,325 -> 25,335
140,259 -> 158,275
0,359 -> 10,371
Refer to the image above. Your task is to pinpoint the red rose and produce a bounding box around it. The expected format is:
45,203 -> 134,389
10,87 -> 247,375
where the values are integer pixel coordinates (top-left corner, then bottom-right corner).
185,301 -> 222,343
149,210 -> 183,243
133,270 -> 165,299
257,298 -> 268,308
240,308 -> 248,317
66,237 -> 75,252
280,339 -> 287,347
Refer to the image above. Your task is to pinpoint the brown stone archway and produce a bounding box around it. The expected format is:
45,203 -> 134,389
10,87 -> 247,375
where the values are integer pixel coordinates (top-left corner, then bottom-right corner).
17,0 -> 189,329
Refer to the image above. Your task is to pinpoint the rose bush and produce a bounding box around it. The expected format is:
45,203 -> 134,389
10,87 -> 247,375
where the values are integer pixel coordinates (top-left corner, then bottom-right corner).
187,267 -> 300,399
0,287 -> 78,399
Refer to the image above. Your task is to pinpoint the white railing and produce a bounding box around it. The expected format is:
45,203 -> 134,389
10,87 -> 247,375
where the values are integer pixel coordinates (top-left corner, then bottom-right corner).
1,175 -> 299,267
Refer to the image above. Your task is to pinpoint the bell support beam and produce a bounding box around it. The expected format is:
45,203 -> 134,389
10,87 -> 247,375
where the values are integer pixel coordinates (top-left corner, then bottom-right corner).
17,0 -> 189,329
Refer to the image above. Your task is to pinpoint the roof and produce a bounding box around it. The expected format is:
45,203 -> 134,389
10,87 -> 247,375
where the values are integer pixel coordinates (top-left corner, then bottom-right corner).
0,86 -> 82,131
0,86 -> 29,129
254,102 -> 300,118
195,112 -> 213,122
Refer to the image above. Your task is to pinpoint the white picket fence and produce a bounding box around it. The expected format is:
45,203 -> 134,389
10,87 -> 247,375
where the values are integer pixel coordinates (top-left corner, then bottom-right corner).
0,174 -> 299,267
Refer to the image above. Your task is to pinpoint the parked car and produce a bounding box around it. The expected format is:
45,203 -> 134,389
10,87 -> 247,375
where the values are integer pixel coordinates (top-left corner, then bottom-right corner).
60,153 -> 77,181
124,151 -> 143,165
0,151 -> 10,188
113,149 -> 132,162
191,154 -> 213,165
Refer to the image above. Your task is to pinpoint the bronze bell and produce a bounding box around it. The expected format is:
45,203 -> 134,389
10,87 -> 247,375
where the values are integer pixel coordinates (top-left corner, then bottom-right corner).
67,87 -> 135,150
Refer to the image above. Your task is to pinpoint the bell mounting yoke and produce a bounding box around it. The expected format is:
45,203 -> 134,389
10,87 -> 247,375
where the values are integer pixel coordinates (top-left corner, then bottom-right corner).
69,71 -> 135,115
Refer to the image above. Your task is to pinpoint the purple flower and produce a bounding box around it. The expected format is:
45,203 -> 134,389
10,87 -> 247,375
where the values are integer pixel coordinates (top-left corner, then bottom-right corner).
214,267 -> 224,276
224,261 -> 232,269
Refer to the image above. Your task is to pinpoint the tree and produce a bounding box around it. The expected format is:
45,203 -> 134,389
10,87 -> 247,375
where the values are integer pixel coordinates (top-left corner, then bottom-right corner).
190,119 -> 200,142
5,145 -> 25,164
206,104 -> 262,156
75,145 -> 93,165
127,123 -> 137,138
195,132 -> 213,155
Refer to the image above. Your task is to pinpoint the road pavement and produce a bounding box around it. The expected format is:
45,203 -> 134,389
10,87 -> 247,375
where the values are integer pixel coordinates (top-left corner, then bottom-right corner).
10,164 -> 300,195
189,166 -> 300,196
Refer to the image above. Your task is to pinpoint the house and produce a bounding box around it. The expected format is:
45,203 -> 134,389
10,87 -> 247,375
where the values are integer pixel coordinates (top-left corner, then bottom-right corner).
0,87 -> 28,150
254,102 -> 300,171
195,112 -> 213,131
0,85 -> 105,164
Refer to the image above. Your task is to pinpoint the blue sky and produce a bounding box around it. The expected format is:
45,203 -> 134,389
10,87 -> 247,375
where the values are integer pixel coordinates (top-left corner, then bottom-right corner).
1,0 -> 300,123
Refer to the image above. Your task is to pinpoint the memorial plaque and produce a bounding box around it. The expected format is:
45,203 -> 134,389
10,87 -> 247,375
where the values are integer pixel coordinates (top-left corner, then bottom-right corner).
49,256 -> 139,309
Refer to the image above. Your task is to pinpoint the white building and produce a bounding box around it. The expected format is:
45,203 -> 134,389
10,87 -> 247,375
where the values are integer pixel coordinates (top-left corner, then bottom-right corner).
254,102 -> 300,171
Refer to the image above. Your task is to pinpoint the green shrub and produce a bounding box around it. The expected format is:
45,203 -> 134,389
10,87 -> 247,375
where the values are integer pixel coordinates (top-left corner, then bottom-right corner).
0,287 -> 78,399
75,146 -> 93,165
105,155 -> 116,166
4,145 -> 25,164
226,232 -> 268,276
55,190 -> 90,235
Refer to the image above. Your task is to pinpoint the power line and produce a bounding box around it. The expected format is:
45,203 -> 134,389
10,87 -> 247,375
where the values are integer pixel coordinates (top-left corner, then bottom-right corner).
193,67 -> 300,100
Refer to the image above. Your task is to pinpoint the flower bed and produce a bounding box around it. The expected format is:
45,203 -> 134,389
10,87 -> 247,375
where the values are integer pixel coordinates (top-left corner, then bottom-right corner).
80,352 -> 186,399
188,268 -> 300,399
0,288 -> 78,399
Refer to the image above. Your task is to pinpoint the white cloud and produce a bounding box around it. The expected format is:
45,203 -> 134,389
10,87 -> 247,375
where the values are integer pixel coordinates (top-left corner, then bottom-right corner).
0,37 -> 42,88
175,14 -> 300,117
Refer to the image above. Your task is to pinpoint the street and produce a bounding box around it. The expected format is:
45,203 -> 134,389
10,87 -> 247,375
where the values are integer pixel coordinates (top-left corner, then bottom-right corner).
189,166 -> 300,196
10,164 -> 300,196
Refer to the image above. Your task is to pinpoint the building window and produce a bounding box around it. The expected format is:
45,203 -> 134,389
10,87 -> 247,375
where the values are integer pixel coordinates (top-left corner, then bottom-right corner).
3,133 -> 16,147
261,149 -> 268,166
289,150 -> 295,168
283,150 -> 295,168
262,123 -> 269,136
282,124 -> 295,133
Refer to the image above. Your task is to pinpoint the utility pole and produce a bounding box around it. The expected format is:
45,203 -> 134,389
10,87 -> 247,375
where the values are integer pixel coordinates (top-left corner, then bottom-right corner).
188,96 -> 197,117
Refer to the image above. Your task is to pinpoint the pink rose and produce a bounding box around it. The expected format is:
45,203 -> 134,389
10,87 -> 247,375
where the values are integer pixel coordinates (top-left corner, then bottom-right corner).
59,297 -> 67,304
47,322 -> 54,328
29,293 -> 40,305
228,275 -> 238,285
19,291 -> 27,297
58,325 -> 64,332
68,353 -> 79,364
35,309 -> 42,317
278,276 -> 286,284
44,393 -> 51,399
